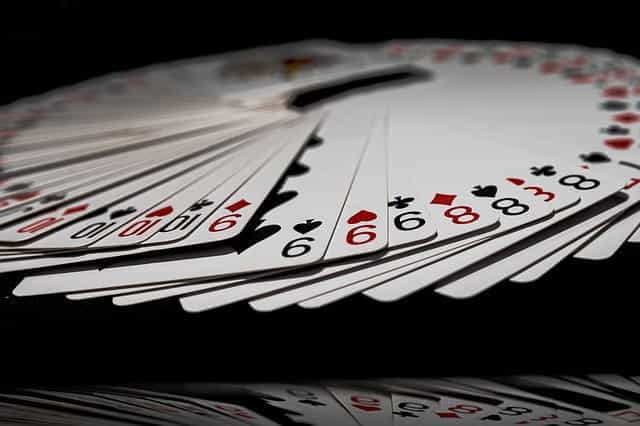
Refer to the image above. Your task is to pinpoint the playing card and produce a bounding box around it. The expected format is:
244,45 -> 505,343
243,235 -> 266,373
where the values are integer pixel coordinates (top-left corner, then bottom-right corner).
328,386 -> 393,426
251,383 -> 360,425
5,38 -> 640,316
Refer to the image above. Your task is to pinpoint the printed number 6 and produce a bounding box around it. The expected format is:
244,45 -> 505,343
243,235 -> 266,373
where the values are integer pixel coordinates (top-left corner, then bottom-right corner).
393,211 -> 426,231
346,224 -> 376,245
282,237 -> 314,258
209,213 -> 241,232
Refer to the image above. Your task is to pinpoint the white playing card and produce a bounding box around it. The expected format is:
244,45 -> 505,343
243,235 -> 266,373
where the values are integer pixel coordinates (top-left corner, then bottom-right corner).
165,113 -> 325,247
0,124 -> 264,242
573,206 -> 640,259
432,178 -> 640,299
503,375 -> 639,423
13,111 -> 372,295
251,383 -> 359,426
86,134 -> 285,249
67,282 -> 178,301
328,386 -> 393,426
153,167 -> 553,312
363,164 -> 631,302
391,392 -> 437,426
509,221 -> 608,282
11,137 -> 255,250
323,115 -> 391,260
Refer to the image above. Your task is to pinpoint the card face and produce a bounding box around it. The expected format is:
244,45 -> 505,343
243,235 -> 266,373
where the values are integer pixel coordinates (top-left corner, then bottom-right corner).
13,111 -> 370,295
364,165 -> 630,302
497,376 -> 638,424
18,139 -> 254,250
328,386 -> 393,426
573,207 -> 640,260
168,115 -> 324,247
252,384 -> 360,425
391,392 -> 436,426
0,126 -> 258,244
8,39 -> 640,313
87,144 -> 261,249
433,179 -> 638,300
323,116 -> 391,260
509,225 -> 604,283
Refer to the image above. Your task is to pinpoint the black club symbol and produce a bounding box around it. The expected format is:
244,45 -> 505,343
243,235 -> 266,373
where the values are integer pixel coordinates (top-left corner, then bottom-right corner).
530,165 -> 556,176
388,196 -> 415,209
189,199 -> 214,211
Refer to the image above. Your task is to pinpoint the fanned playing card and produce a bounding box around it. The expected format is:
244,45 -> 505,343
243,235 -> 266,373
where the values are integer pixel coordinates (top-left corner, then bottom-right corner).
2,38 -> 640,316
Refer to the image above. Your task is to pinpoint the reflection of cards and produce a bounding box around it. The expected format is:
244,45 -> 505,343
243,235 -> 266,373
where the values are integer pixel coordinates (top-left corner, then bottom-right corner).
4,376 -> 638,425
3,39 -> 640,316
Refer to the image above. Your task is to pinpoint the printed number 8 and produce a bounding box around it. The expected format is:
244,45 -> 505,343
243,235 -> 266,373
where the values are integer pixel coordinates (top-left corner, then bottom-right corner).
444,206 -> 480,224
559,174 -> 600,190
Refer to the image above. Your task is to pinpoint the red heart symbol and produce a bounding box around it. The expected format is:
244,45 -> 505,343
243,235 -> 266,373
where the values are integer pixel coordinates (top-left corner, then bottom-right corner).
63,204 -> 88,216
604,138 -> 634,150
352,404 -> 380,412
507,177 -> 525,186
146,206 -> 173,217
603,86 -> 629,98
613,112 -> 640,124
347,209 -> 377,224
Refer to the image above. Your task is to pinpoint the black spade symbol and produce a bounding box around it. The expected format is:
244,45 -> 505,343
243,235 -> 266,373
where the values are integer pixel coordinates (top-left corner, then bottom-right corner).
601,124 -> 630,135
579,152 -> 611,163
600,100 -> 629,111
482,414 -> 502,421
110,207 -> 137,220
293,219 -> 322,234
471,185 -> 498,198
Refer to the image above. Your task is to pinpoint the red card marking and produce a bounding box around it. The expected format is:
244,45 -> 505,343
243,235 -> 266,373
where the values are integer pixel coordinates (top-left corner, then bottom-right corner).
604,138 -> 634,150
225,199 -> 251,212
145,206 -> 173,217
347,210 -> 377,224
603,86 -> 629,98
430,193 -> 457,206
63,204 -> 88,216
613,112 -> 640,124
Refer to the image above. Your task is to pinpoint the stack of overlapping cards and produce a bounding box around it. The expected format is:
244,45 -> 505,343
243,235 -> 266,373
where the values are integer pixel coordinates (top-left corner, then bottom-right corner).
2,375 -> 640,424
1,40 -> 640,312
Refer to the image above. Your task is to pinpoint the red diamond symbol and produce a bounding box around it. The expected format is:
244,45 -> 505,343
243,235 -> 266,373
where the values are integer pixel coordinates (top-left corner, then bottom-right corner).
539,61 -> 560,74
507,177 -> 525,186
613,112 -> 640,124
63,203 -> 88,216
430,193 -> 456,206
603,86 -> 629,98
572,75 -> 594,84
436,412 -> 460,418
225,199 -> 250,212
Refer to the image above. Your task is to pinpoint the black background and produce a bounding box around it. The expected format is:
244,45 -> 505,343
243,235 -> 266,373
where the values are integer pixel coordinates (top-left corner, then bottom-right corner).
1,2 -> 639,384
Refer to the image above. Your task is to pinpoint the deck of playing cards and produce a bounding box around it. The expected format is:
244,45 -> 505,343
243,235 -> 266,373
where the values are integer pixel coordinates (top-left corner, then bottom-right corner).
2,375 -> 639,424
2,39 -> 640,313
